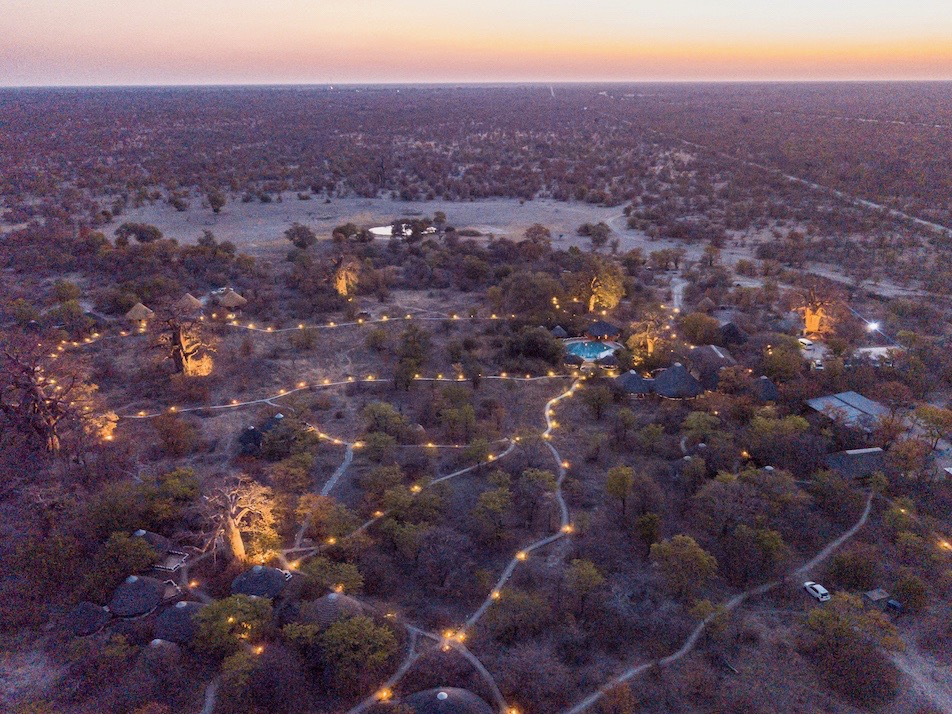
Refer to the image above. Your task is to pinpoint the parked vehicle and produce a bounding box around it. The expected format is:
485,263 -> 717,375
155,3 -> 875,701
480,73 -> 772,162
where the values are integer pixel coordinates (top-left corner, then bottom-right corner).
812,359 -> 825,371
798,337 -> 814,348
803,581 -> 831,602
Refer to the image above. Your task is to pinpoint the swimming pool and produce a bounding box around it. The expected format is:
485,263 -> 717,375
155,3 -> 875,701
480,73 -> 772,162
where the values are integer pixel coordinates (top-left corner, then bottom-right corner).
565,340 -> 617,362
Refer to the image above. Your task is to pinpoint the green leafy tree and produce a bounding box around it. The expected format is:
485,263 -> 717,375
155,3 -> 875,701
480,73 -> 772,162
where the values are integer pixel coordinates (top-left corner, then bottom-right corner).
605,466 -> 635,516
299,557 -> 364,595
268,453 -> 315,494
650,534 -> 718,599
680,313 -> 721,345
513,468 -> 557,526
567,559 -> 605,614
615,407 -> 637,442
193,595 -> 274,660
218,650 -> 257,707
634,512 -> 661,552
362,431 -> 397,463
913,405 -> 952,450
207,189 -> 227,214
581,385 -> 613,420
52,280 -> 81,303
296,494 -> 359,542
828,544 -> 880,591
892,571 -> 929,613
484,588 -> 551,644
361,402 -> 409,439
80,532 -> 159,602
682,411 -> 721,443
284,223 -> 317,249
473,485 -> 512,541
319,616 -> 397,691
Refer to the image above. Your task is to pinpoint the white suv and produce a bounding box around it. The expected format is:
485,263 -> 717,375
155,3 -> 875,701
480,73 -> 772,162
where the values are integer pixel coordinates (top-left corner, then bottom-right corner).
803,581 -> 831,602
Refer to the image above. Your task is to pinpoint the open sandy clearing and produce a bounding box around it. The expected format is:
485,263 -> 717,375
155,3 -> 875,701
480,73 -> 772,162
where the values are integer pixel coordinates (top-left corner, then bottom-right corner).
117,195 -> 627,254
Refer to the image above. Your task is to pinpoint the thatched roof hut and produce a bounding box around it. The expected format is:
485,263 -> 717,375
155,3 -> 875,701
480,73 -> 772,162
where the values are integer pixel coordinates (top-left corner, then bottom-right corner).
750,375 -> 780,402
154,600 -> 205,643
585,320 -> 620,340
217,290 -> 247,308
66,601 -> 112,636
231,565 -> 292,599
109,575 -> 167,618
653,363 -> 703,399
720,322 -> 749,346
551,325 -> 569,339
297,592 -> 365,629
403,687 -> 494,714
696,296 -> 717,313
615,370 -> 655,396
125,303 -> 155,322
689,345 -> 737,390
132,529 -> 173,554
173,293 -> 203,314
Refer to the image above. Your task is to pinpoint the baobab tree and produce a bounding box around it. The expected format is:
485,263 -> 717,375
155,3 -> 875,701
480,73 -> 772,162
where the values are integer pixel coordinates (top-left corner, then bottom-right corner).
793,281 -> 841,336
200,475 -> 276,561
573,256 -> 625,312
0,331 -> 114,454
157,317 -> 214,376
332,256 -> 361,297
627,309 -> 668,358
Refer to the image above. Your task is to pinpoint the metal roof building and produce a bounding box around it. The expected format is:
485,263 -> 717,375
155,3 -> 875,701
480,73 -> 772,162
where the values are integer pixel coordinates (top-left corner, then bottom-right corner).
806,391 -> 888,431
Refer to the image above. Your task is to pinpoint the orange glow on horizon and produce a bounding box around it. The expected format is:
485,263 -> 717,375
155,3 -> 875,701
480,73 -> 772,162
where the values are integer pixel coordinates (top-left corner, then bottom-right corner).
4,1 -> 952,85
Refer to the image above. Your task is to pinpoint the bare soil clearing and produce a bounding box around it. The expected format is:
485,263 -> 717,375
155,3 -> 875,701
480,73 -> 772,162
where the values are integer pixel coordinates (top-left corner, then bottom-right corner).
120,196 -> 624,256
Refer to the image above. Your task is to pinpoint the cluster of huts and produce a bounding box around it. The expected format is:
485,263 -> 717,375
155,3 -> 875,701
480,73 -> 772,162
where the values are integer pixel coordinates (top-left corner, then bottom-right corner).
124,288 -> 248,326
613,348 -> 779,402
65,533 -> 494,713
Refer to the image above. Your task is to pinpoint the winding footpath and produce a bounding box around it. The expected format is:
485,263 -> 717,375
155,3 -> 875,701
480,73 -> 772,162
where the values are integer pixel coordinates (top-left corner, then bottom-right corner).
462,383 -> 577,632
329,380 -> 579,714
563,491 -> 874,714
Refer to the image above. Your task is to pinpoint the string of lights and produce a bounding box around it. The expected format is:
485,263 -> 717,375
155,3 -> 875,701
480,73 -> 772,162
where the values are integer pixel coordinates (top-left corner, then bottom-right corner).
117,373 -> 571,421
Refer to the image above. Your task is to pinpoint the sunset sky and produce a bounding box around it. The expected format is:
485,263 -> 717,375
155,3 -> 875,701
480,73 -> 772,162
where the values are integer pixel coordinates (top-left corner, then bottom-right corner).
3,0 -> 951,85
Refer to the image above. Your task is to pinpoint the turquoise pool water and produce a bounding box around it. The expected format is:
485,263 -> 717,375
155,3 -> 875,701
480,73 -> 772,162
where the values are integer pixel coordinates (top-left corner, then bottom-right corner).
565,340 -> 617,361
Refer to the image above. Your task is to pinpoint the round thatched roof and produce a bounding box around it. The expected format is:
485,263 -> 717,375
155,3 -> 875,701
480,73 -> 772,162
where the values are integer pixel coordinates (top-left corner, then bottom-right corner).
109,575 -> 165,617
173,293 -> 203,313
403,687 -> 493,714
231,565 -> 290,599
298,592 -> 365,629
154,600 -> 205,643
132,529 -> 173,554
125,302 -> 155,321
585,320 -> 620,339
696,296 -> 717,312
615,370 -> 655,395
653,363 -> 703,399
66,601 -> 112,636
217,290 -> 247,308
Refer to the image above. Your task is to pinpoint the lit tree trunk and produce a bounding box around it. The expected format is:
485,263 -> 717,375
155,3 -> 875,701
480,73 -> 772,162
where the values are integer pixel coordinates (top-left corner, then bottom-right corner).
645,334 -> 657,355
225,516 -> 247,561
162,319 -> 213,376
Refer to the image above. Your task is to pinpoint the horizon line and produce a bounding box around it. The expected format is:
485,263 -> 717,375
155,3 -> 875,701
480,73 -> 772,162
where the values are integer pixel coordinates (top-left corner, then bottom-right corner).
4,77 -> 952,91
